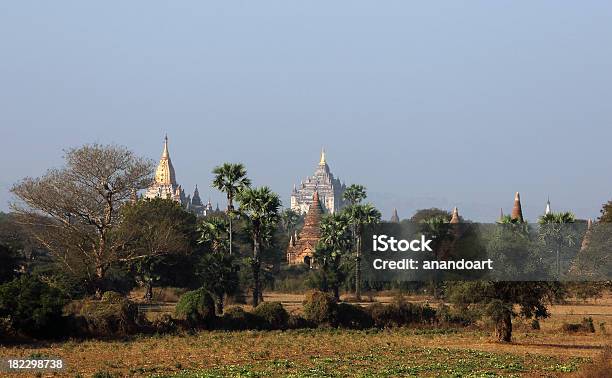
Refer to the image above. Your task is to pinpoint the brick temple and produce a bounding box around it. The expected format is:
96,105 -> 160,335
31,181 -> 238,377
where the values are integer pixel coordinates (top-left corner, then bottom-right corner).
287,191 -> 324,267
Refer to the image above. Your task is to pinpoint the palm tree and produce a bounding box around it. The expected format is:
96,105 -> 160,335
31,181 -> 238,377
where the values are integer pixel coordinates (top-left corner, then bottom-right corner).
342,183 -> 368,298
197,216 -> 229,253
343,184 -> 367,206
280,208 -> 300,237
236,186 -> 281,306
346,203 -> 381,299
197,216 -> 237,314
497,214 -> 530,236
539,211 -> 576,225
538,211 -> 576,279
316,212 -> 353,300
420,216 -> 452,253
212,163 -> 251,255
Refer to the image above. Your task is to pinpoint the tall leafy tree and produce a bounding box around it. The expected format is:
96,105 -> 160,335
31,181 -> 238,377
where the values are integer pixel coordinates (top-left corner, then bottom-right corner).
342,183 -> 372,299
196,252 -> 239,314
572,201 -> 612,280
198,216 -> 230,253
598,200 -> 612,223
497,214 -> 530,235
420,215 -> 453,256
449,215 -> 564,342
419,215 -> 453,297
346,203 -> 381,299
343,184 -> 367,206
11,144 -> 153,295
212,163 -> 251,255
538,211 -> 576,279
409,208 -> 452,224
315,212 -> 353,300
115,198 -> 196,301
449,280 -> 562,342
236,186 -> 281,306
197,216 -> 238,314
0,244 -> 19,284
280,208 -> 300,237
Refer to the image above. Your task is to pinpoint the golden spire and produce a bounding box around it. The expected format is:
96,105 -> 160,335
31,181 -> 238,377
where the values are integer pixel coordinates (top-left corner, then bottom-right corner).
154,135 -> 177,186
162,134 -> 169,158
319,148 -> 326,166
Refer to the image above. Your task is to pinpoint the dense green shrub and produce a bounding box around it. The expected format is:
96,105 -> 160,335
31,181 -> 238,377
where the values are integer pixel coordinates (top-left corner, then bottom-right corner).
336,303 -> 373,329
367,298 -> 437,328
0,275 -> 67,337
367,303 -> 395,328
287,314 -> 315,329
71,296 -> 144,337
101,291 -> 124,303
0,316 -> 14,339
252,302 -> 289,330
221,306 -> 261,330
0,244 -> 19,285
303,290 -> 337,326
175,288 -> 215,328
562,317 -> 595,333
151,314 -> 178,334
582,317 -> 596,333
436,303 -> 480,326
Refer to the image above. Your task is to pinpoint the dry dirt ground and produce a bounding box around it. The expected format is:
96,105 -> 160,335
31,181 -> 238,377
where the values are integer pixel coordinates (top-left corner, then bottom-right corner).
1,292 -> 610,377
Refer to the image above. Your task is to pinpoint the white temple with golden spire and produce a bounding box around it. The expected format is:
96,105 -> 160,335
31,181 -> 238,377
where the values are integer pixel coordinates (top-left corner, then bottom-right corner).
145,135 -> 187,204
290,149 -> 346,214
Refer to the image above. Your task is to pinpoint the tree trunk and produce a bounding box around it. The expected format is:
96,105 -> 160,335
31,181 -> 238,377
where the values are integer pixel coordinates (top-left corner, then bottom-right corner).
333,285 -> 340,302
228,199 -> 233,255
321,266 -> 328,293
252,238 -> 261,307
144,281 -> 153,302
355,231 -> 362,300
94,264 -> 106,299
216,293 -> 224,315
95,230 -> 107,298
495,311 -> 512,342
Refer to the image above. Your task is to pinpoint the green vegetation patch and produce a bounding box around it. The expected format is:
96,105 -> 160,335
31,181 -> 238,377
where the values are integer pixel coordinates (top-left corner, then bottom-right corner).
149,333 -> 588,378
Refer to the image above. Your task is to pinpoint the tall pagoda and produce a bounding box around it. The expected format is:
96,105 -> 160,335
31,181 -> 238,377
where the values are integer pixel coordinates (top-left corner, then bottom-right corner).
287,191 -> 324,267
144,135 -> 187,204
290,149 -> 346,214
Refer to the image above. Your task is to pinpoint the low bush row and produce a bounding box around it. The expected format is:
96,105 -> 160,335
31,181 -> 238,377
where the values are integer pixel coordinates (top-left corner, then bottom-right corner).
1,285 -> 474,341
561,317 -> 596,333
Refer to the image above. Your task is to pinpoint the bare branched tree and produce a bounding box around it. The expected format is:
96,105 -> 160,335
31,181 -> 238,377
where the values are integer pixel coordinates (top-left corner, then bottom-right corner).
11,144 -> 154,294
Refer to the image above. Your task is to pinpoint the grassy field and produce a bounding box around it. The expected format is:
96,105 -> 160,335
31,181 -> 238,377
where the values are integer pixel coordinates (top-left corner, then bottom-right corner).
1,292 -> 610,377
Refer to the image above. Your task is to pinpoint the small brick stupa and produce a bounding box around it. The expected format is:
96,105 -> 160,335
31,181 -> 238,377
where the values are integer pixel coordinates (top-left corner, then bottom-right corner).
511,192 -> 524,223
450,207 -> 460,224
287,191 -> 323,267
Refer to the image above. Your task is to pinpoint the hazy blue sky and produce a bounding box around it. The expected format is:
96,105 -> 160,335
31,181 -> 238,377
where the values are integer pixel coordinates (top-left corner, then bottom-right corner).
1,1 -> 611,221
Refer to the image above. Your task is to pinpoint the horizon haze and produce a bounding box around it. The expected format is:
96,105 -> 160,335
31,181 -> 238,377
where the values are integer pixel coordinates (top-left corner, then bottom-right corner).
1,2 -> 611,221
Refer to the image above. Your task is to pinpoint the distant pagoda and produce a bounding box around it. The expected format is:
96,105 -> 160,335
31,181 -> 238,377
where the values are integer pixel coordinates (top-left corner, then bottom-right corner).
390,208 -> 400,223
290,149 -> 346,214
511,192 -> 524,223
287,191 -> 323,267
145,135 -> 187,204
450,207 -> 460,224
144,136 -> 212,216
186,185 -> 214,217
